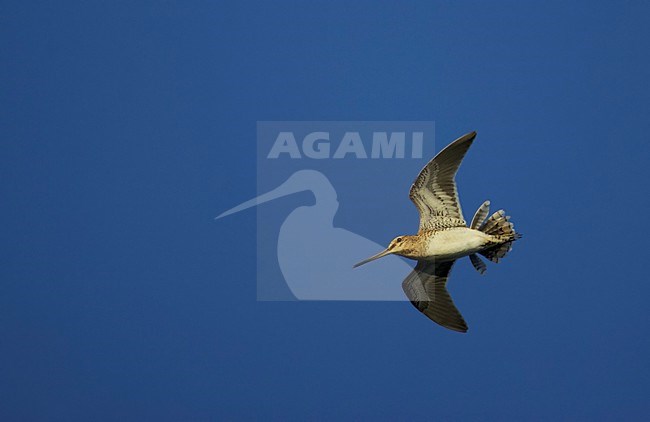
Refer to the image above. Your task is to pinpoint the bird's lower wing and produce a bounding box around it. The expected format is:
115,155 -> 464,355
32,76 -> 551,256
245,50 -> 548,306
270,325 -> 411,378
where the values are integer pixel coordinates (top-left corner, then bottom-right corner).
402,260 -> 468,333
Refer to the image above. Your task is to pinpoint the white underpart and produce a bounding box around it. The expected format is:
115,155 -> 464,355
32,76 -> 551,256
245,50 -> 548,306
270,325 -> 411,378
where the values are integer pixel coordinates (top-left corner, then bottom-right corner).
422,227 -> 492,260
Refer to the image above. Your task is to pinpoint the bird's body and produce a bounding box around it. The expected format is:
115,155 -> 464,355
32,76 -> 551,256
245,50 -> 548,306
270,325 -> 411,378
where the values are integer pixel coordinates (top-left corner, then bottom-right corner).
386,228 -> 496,261
419,227 -> 496,260
354,131 -> 521,333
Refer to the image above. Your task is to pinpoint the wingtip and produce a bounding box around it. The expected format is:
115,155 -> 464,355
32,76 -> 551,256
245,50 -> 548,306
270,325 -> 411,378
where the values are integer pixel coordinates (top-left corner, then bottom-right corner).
456,131 -> 477,144
446,324 -> 469,333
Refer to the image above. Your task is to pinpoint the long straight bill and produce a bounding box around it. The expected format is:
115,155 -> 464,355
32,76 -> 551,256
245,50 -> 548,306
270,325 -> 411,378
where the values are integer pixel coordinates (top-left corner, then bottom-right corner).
353,248 -> 393,268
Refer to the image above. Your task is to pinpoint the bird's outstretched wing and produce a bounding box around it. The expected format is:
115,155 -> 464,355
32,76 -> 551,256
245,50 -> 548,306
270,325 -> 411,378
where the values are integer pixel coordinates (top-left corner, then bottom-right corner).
409,131 -> 476,233
401,259 -> 468,332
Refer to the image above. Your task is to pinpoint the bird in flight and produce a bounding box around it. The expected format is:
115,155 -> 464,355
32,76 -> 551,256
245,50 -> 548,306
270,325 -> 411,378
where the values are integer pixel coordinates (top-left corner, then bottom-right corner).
354,131 -> 521,332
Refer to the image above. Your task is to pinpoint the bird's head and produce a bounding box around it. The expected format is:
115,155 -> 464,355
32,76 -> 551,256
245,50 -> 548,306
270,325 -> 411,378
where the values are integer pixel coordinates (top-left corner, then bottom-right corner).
353,235 -> 418,268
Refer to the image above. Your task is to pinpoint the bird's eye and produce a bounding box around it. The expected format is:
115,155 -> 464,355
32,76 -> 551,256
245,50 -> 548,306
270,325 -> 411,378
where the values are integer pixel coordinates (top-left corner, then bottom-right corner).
396,237 -> 402,243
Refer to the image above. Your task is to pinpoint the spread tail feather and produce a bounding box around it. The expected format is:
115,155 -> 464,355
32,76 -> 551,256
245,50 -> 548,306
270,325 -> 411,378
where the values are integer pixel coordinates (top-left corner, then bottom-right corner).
480,241 -> 514,263
469,254 -> 487,274
479,210 -> 521,263
470,200 -> 490,230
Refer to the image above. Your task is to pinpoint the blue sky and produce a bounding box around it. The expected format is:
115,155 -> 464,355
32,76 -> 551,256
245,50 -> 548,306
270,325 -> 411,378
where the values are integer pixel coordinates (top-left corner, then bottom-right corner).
2,1 -> 650,420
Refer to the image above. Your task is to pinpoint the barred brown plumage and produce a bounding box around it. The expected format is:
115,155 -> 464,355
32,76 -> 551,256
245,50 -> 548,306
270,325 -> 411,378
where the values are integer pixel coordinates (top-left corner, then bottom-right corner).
353,131 -> 521,333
